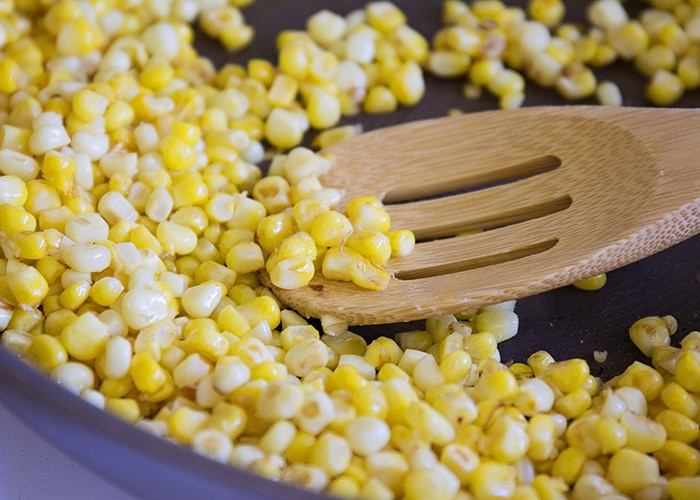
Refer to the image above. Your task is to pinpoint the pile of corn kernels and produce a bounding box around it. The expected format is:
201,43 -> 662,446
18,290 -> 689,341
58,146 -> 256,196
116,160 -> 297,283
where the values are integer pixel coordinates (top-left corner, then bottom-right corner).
1,0 -> 700,498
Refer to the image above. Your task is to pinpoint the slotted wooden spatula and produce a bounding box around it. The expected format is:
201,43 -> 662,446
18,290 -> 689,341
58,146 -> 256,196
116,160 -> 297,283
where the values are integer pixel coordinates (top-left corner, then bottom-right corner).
264,106 -> 700,325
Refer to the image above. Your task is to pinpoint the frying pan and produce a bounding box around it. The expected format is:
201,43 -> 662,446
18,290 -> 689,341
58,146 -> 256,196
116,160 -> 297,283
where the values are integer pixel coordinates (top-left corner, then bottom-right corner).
1,1 -> 698,499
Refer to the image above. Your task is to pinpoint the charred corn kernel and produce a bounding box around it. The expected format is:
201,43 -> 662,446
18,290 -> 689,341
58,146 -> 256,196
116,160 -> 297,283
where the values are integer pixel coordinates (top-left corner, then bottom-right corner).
27,334 -> 68,372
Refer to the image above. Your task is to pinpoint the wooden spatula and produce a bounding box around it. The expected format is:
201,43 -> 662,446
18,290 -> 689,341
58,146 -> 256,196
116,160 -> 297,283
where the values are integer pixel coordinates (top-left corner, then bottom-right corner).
263,106 -> 700,325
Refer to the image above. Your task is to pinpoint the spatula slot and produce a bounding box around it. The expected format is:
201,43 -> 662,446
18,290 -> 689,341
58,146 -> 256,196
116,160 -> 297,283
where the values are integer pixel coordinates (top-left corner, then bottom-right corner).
409,195 -> 573,241
394,239 -> 559,280
382,155 -> 561,204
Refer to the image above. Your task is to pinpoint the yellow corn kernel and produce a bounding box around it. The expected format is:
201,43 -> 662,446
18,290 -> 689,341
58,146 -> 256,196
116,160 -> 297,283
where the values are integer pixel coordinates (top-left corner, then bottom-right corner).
346,230 -> 392,265
182,324 -> 229,363
655,409 -> 699,443
527,414 -> 557,462
236,295 -> 281,330
6,259 -> 49,307
660,381 -> 698,419
439,349 -> 473,385
470,461 -> 517,500
11,231 -> 48,260
167,406 -> 209,444
463,331 -> 498,360
99,376 -> 134,399
619,411 -> 667,453
545,358 -> 590,393
71,88 -> 110,123
674,349 -> 700,393
59,280 -> 91,311
608,447 -> 660,495
103,397 -> 141,424
129,351 -> 167,395
387,229 -> 415,258
387,61 -> 425,106
629,316 -> 671,357
405,400 -> 455,446
669,475 -> 700,500
27,334 -> 68,372
309,210 -> 354,249
0,204 -> 36,235
572,273 -> 607,291
256,213 -> 295,254
592,416 -> 628,454
363,85 -> 399,114
349,257 -> 392,291
554,388 -> 592,419
654,439 -> 700,477
60,312 -> 109,361
646,69 -> 685,106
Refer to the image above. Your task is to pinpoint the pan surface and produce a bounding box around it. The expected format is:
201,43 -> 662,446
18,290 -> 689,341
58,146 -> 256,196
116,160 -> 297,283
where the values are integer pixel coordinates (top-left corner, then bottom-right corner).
0,1 -> 698,499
